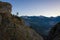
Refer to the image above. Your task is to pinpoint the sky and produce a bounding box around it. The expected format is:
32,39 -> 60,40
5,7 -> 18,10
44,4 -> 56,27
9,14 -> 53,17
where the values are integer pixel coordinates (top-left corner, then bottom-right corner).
1,0 -> 60,17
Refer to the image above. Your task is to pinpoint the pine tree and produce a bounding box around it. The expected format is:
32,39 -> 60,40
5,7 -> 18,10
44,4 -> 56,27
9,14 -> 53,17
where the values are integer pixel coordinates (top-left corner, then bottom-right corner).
16,12 -> 19,16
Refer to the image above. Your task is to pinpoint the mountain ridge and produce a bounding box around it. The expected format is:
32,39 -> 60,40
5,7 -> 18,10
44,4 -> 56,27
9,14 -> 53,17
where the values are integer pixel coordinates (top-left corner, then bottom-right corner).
21,16 -> 60,36
0,1 -> 44,40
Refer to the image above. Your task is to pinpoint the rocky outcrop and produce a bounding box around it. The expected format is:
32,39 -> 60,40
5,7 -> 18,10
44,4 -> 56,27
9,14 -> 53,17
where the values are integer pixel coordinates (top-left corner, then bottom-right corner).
0,1 -> 43,40
0,1 -> 12,13
48,22 -> 60,40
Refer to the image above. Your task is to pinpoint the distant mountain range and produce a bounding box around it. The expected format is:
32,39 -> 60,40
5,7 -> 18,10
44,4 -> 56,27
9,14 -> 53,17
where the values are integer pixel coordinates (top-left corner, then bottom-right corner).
21,16 -> 60,36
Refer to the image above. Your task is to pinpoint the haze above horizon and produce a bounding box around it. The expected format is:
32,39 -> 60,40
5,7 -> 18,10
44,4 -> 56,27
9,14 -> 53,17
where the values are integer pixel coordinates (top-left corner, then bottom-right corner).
1,0 -> 60,17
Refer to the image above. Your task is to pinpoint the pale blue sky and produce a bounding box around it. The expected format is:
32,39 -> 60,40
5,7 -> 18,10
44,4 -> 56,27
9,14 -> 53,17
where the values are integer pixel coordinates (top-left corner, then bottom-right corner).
1,0 -> 60,17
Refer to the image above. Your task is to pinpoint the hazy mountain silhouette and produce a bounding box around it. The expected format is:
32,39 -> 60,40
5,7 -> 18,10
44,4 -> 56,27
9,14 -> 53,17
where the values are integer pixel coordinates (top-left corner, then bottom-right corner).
21,16 -> 60,36
48,22 -> 60,40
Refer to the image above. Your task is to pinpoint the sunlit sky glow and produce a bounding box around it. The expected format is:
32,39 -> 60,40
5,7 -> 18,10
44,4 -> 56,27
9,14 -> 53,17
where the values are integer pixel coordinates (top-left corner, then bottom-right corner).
1,0 -> 60,17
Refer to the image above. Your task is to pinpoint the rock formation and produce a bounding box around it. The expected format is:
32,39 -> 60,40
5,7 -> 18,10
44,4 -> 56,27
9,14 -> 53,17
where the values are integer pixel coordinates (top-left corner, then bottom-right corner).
0,1 -> 43,40
48,22 -> 60,40
0,1 -> 12,13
